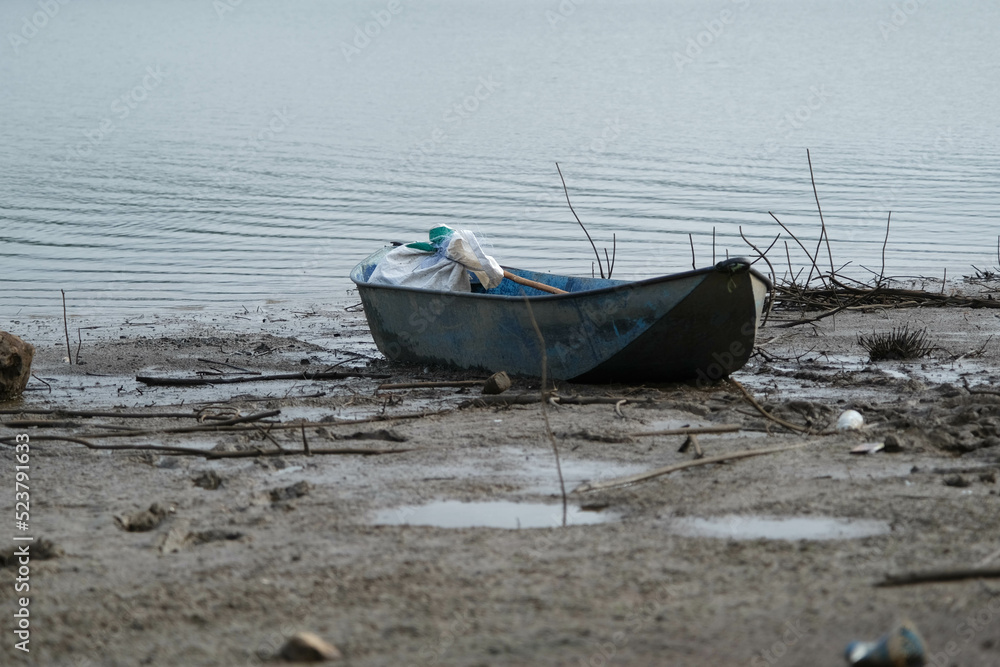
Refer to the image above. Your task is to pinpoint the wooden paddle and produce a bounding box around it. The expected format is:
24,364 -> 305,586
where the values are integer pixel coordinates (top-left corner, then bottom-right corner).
503,270 -> 567,295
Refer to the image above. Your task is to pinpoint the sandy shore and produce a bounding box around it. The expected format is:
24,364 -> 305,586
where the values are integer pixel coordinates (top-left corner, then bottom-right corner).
1,292 -> 999,666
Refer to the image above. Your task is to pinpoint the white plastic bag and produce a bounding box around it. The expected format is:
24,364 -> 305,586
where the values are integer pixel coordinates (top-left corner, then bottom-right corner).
368,226 -> 504,292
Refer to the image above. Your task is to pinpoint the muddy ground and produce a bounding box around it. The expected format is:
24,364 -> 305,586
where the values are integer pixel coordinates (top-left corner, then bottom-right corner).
1,290 -> 999,666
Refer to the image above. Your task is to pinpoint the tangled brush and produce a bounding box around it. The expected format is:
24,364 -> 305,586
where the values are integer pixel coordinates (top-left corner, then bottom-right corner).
858,326 -> 934,362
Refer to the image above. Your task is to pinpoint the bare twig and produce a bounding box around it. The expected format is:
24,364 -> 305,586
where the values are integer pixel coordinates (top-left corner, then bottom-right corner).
573,442 -> 808,493
136,370 -> 388,386
378,380 -> 484,391
29,375 -> 51,394
632,425 -> 740,437
773,287 -> 881,329
460,394 -> 654,408
739,227 -> 779,326
876,567 -> 1000,587
608,232 -> 618,278
196,358 -> 258,373
689,233 -> 696,270
678,433 -> 704,458
252,423 -> 285,451
878,212 -> 891,286
523,295 -> 568,527
61,289 -> 72,363
0,433 -> 412,459
769,212 -> 823,287
806,149 -> 835,281
727,379 -> 812,434
0,408 -> 197,418
301,423 -> 311,456
556,162 -> 604,279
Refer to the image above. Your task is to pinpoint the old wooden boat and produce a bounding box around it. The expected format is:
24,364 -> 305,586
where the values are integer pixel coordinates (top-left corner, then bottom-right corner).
350,245 -> 771,383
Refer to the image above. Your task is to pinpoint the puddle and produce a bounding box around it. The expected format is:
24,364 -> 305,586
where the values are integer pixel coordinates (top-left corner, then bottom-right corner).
374,500 -> 616,529
668,515 -> 890,541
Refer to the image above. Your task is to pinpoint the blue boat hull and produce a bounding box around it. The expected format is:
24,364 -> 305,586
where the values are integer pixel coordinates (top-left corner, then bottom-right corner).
351,246 -> 770,383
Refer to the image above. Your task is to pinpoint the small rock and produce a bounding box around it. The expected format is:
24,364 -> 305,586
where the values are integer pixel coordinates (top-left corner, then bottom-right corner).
280,632 -> 342,662
943,475 -> 972,488
883,434 -> 905,453
115,503 -> 171,532
482,371 -> 512,395
192,471 -> 223,490
270,481 -> 312,502
0,331 -> 35,400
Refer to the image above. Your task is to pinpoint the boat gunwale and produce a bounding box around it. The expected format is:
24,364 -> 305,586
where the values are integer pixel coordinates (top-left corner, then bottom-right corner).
351,253 -> 772,302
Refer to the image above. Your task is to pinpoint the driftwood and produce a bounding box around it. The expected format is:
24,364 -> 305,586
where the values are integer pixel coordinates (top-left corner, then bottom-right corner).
378,380 -> 484,391
460,393 -> 657,409
632,425 -> 740,437
136,370 -> 389,386
0,433 -> 414,459
0,408 -> 198,419
0,410 -> 453,445
573,442 -> 808,493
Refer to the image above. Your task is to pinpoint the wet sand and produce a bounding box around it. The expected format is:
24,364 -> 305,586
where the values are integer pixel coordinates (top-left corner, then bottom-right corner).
1,293 -> 999,666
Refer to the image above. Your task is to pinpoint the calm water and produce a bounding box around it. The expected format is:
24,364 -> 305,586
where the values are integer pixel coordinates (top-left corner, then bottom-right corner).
2,0 -> 998,316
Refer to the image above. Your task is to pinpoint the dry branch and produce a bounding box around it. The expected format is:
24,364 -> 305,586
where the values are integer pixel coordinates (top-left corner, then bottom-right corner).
378,380 -> 485,391
573,442 -> 808,493
556,162 -> 606,279
876,567 -> 1000,587
460,393 -> 657,408
0,433 -> 413,459
136,370 -> 389,386
632,425 -> 741,437
727,379 -> 812,434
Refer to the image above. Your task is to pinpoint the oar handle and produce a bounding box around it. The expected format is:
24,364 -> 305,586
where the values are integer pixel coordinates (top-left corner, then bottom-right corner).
502,270 -> 567,295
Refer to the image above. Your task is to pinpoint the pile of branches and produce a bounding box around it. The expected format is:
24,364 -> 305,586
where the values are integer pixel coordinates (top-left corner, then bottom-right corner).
739,151 -> 1000,328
